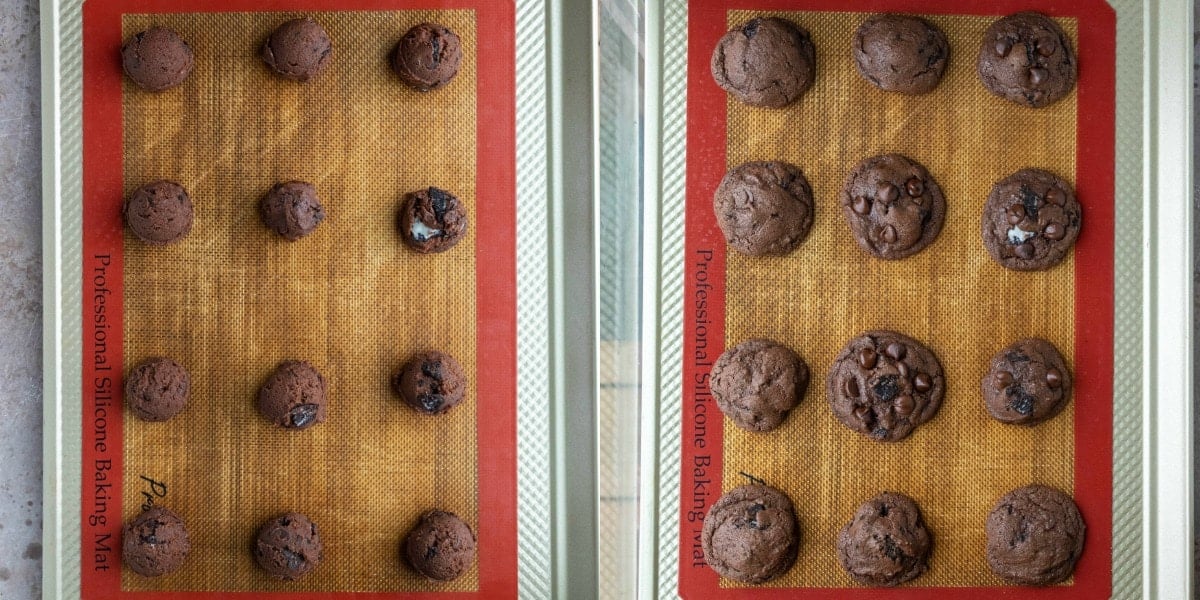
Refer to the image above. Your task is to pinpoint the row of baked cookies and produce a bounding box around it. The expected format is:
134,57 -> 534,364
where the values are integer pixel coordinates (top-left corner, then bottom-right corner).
702,482 -> 1084,587
712,12 -> 1076,109
714,156 -> 1082,271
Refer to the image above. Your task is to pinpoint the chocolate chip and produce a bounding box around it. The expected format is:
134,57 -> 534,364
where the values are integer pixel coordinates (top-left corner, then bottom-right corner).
896,361 -> 909,378
881,225 -> 898,243
894,395 -> 915,416
905,177 -> 924,197
1007,204 -> 1025,225
1043,222 -> 1065,240
1037,38 -> 1057,56
858,348 -> 878,369
1044,188 -> 1063,205
1029,67 -> 1048,85
878,183 -> 900,203
1014,243 -> 1036,259
852,195 -> 871,215
844,377 -> 860,397
995,38 -> 1012,57
913,373 -> 932,393
885,343 -> 907,361
1045,368 -> 1062,388
853,405 -> 871,422
993,371 -> 1014,389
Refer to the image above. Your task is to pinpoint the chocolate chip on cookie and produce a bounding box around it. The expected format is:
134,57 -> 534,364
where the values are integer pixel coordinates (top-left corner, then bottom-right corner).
827,330 -> 944,442
983,338 -> 1072,426
853,15 -> 949,95
981,168 -> 1081,271
977,12 -> 1076,108
713,161 -> 815,256
702,484 -> 800,584
710,339 -> 809,432
840,154 -> 946,260
986,484 -> 1085,585
711,18 -> 816,108
837,492 -> 932,586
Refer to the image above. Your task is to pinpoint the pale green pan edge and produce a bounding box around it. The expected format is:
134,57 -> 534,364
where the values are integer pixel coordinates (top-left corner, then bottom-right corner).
41,2 -> 554,598
647,1 -> 1148,598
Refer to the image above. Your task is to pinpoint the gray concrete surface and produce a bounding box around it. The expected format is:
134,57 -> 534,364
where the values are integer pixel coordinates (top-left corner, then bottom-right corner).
0,0 -> 42,598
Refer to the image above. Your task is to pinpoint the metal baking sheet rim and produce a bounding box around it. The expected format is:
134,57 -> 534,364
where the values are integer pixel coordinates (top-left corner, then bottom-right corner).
637,1 -> 1192,598
40,1 -> 554,598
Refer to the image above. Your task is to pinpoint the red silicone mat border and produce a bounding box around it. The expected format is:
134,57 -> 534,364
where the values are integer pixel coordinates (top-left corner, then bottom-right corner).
80,1 -> 517,598
678,0 -> 1115,598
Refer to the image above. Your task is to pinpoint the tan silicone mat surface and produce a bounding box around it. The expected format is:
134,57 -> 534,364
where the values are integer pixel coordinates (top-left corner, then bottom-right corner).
120,10 -> 480,592
720,10 -> 1077,588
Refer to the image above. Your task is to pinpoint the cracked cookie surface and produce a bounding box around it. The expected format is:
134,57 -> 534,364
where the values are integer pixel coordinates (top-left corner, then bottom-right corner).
977,12 -> 1076,108
840,154 -> 946,260
837,492 -> 931,586
853,14 -> 948,95
702,483 -> 800,584
826,330 -> 944,442
986,485 -> 1085,585
981,168 -> 1081,271
710,339 -> 808,432
714,161 -> 814,256
982,338 -> 1072,425
710,17 -> 816,108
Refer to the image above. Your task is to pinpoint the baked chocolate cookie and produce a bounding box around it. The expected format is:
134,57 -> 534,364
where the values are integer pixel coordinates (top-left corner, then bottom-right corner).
702,484 -> 800,584
399,187 -> 469,254
257,360 -> 328,430
392,23 -> 463,92
125,357 -> 190,422
123,180 -> 194,246
260,181 -> 326,241
254,512 -> 324,581
121,27 -> 195,92
713,161 -> 815,256
840,154 -> 945,260
709,339 -> 809,432
392,351 -> 468,415
827,330 -> 945,442
853,15 -> 949,95
710,18 -> 816,108
837,492 -> 932,587
122,506 -> 191,577
404,510 -> 477,581
982,168 -> 1081,271
977,12 -> 1076,108
262,18 -> 333,82
986,485 -> 1085,585
983,339 -> 1072,425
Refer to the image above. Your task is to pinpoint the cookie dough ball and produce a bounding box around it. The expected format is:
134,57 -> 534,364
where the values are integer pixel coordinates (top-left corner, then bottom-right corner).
125,357 -> 190,422
840,154 -> 946,260
826,330 -> 945,442
254,512 -> 324,581
986,485 -> 1085,585
262,18 -> 333,82
257,360 -> 328,430
982,168 -> 1081,271
121,27 -> 194,92
853,15 -> 948,95
404,510 -> 477,581
122,506 -> 190,577
711,17 -> 816,108
837,492 -> 932,586
713,161 -> 815,256
398,187 -> 469,254
123,180 -> 194,246
392,351 -> 468,415
260,181 -> 326,241
391,23 -> 463,91
977,12 -> 1076,108
702,484 -> 800,584
984,339 -> 1072,425
710,339 -> 808,432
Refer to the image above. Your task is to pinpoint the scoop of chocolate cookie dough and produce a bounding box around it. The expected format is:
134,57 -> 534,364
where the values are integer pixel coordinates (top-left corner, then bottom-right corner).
392,351 -> 468,415
123,180 -> 194,246
122,506 -> 191,577
398,187 -> 469,254
254,512 -> 324,581
713,161 -> 815,256
392,23 -> 463,91
710,17 -> 815,108
981,168 -> 1081,271
986,484 -> 1085,585
125,357 -> 190,422
260,181 -> 326,241
837,492 -> 932,586
709,339 -> 809,432
853,14 -> 949,95
702,483 -> 800,584
977,12 -> 1076,108
983,338 -> 1072,425
404,510 -> 477,581
257,360 -> 328,430
826,330 -> 945,442
121,27 -> 194,92
262,17 -> 333,82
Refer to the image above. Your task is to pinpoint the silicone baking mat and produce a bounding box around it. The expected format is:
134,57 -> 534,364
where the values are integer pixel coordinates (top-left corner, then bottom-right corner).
677,0 -> 1114,597
79,1 -> 516,597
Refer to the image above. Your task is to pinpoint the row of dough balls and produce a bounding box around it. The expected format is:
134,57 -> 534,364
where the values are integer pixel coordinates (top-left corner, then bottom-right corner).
122,179 -> 469,254
122,18 -> 463,91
